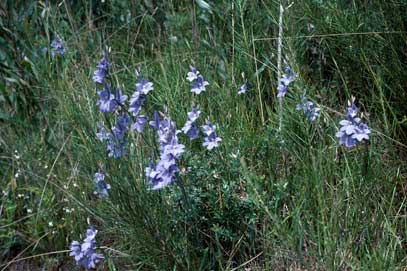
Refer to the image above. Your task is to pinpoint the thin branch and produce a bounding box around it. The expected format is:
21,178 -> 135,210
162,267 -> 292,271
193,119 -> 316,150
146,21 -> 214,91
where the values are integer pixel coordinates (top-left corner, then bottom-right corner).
252,35 -> 265,124
100,246 -> 130,257
1,232 -> 51,271
277,4 -> 284,133
1,250 -> 70,269
230,251 -> 264,271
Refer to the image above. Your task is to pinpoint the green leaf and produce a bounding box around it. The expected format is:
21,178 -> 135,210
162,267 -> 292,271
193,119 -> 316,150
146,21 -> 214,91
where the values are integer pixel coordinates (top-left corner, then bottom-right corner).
195,0 -> 212,13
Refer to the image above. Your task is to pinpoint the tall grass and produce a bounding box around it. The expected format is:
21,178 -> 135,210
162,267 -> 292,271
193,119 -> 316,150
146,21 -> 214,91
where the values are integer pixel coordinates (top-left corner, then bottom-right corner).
1,0 -> 407,270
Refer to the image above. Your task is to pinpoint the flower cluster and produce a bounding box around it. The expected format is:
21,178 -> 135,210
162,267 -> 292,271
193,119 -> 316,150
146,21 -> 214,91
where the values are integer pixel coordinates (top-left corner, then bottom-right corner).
95,112 -> 130,159
202,121 -> 222,150
93,171 -> 111,199
238,79 -> 248,95
96,124 -> 126,158
145,113 -> 185,190
296,95 -> 320,122
93,53 -> 109,84
129,77 -> 153,133
336,103 -> 371,148
96,86 -> 125,113
182,107 -> 201,141
186,66 -> 209,94
69,227 -> 104,270
277,66 -> 295,98
180,108 -> 222,150
112,113 -> 130,141
92,54 -> 153,158
50,35 -> 65,57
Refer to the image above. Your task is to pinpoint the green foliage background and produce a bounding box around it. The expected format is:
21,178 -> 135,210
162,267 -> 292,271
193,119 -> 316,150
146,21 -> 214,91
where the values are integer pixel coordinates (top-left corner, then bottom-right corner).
1,0 -> 407,270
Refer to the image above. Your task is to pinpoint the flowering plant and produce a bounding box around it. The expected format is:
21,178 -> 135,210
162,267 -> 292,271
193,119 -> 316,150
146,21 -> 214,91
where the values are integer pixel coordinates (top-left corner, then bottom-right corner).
336,101 -> 371,148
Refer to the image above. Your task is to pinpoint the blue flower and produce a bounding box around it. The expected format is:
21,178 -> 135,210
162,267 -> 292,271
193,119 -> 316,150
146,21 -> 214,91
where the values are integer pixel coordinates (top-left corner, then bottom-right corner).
129,78 -> 153,116
187,107 -> 201,122
117,112 -> 131,128
69,227 -> 104,270
202,120 -> 222,150
129,91 -> 145,116
96,85 -> 117,113
131,115 -> 148,133
191,75 -> 209,94
147,137 -> 185,190
107,113 -> 130,157
296,96 -> 320,122
50,36 -> 64,57
149,111 -> 160,130
93,53 -> 109,84
96,119 -> 128,159
162,141 -> 185,159
69,241 -> 82,262
93,171 -> 111,198
145,162 -> 175,190
182,121 -> 200,141
106,140 -> 127,158
187,66 -> 209,94
182,107 -> 201,141
280,66 -> 295,86
346,103 -> 358,119
157,118 -> 176,148
203,133 -> 222,150
145,114 -> 185,190
238,79 -> 248,95
277,66 -> 295,98
96,87 -> 127,113
136,79 -> 154,95
115,87 -> 128,106
277,84 -> 288,98
96,124 -> 111,141
335,103 -> 371,148
186,66 -> 200,82
202,121 -> 215,136
112,113 -> 130,140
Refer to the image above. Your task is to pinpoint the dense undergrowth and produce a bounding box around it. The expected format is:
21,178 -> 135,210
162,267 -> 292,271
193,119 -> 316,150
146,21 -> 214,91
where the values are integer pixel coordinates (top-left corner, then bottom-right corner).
1,0 -> 407,270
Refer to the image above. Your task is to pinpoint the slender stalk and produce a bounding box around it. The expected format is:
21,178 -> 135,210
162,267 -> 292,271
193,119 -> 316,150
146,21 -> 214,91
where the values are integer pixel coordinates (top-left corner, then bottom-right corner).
176,178 -> 190,209
276,3 -> 287,178
277,4 -> 284,133
252,34 -> 264,125
231,1 -> 235,85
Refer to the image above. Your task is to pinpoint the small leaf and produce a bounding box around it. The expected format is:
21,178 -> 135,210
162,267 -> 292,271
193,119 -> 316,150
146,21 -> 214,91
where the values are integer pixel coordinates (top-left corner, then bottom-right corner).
195,0 -> 212,13
253,62 -> 268,77
4,77 -> 19,84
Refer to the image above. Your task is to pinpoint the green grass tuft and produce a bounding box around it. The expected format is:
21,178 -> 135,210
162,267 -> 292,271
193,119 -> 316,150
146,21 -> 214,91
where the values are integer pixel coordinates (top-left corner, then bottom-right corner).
1,1 -> 407,270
